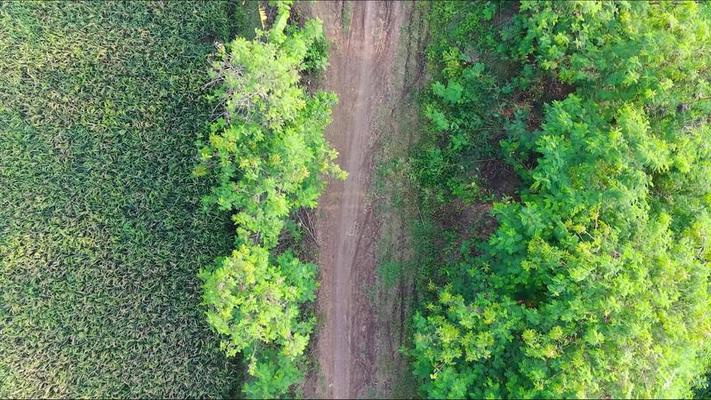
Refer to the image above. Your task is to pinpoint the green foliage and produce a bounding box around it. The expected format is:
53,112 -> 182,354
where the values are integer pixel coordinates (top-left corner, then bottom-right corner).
412,1 -> 711,398
409,1 -> 519,297
301,31 -> 330,74
200,247 -> 316,360
413,1 -> 520,208
242,349 -> 304,399
695,372 -> 711,399
0,1 -> 251,397
196,2 -> 343,397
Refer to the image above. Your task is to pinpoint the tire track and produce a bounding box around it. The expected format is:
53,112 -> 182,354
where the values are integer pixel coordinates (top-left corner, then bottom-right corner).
304,2 -> 407,398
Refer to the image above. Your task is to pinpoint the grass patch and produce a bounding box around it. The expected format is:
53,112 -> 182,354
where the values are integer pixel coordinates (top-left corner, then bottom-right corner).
0,1 -> 256,397
367,4 -> 430,398
341,1 -> 353,34
377,260 -> 403,288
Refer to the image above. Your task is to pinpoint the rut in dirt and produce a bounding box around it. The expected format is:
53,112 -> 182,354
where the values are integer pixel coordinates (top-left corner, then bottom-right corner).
303,1 -> 410,398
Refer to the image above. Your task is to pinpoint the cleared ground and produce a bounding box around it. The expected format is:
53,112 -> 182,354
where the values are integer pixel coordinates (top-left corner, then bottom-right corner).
303,2 -> 426,398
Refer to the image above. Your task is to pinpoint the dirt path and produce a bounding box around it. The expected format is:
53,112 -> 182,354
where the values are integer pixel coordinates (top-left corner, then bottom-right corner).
303,1 -> 409,398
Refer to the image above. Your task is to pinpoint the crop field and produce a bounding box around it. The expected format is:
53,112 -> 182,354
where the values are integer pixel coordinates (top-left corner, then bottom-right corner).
0,2 -> 255,397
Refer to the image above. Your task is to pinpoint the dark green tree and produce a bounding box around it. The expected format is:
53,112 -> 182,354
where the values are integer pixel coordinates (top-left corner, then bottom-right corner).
411,2 -> 711,398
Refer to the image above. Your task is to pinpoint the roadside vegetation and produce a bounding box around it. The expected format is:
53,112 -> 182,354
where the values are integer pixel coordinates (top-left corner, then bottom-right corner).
195,1 -> 343,397
409,1 -> 711,398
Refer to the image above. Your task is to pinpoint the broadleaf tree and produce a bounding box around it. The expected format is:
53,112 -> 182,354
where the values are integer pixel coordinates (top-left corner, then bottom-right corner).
195,1 -> 345,396
411,1 -> 711,398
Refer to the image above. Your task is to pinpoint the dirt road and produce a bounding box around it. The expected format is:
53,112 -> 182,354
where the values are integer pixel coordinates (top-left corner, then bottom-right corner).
304,1 -> 410,398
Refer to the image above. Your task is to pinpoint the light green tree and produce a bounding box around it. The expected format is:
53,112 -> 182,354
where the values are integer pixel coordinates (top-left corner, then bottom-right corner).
196,1 -> 344,396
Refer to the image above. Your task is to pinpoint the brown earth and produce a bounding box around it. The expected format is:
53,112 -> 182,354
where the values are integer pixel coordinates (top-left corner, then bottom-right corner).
300,1 -> 423,398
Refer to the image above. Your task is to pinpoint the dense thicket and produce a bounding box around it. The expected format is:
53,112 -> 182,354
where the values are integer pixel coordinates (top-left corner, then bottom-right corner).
411,1 -> 711,398
195,1 -> 343,397
0,1 -> 251,397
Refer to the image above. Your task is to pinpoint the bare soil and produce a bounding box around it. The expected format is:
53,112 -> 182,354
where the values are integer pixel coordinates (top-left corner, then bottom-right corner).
301,1 -> 418,398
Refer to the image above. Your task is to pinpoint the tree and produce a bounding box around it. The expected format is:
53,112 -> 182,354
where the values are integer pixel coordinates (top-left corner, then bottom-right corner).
411,2 -> 711,398
195,1 -> 344,396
